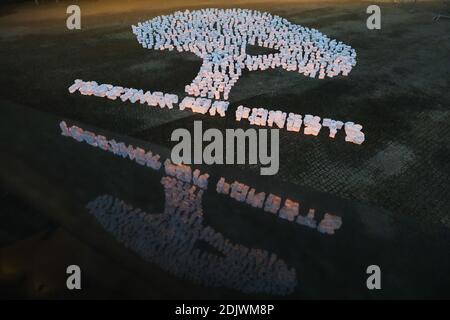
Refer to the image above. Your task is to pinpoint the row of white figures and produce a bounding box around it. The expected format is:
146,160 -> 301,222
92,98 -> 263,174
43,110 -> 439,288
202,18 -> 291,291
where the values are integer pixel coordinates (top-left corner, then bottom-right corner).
161,175 -> 297,295
86,177 -> 297,295
60,121 -> 162,170
69,79 -> 230,117
132,8 -> 357,100
179,96 -> 229,116
216,177 -> 342,235
236,106 -> 365,144
164,159 -> 210,190
69,79 -> 364,144
69,80 -> 180,109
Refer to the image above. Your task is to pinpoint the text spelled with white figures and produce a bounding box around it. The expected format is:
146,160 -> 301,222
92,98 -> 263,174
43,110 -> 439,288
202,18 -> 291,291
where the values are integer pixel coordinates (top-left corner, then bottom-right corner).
68,79 -> 365,145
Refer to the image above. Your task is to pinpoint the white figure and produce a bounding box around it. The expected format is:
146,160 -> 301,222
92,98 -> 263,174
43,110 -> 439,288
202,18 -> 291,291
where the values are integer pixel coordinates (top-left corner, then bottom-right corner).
267,110 -> 287,129
106,86 -> 125,100
322,118 -> 344,138
68,79 -> 84,93
296,208 -> 317,229
286,113 -> 302,132
264,194 -> 282,214
216,177 -> 231,195
179,96 -> 196,111
230,181 -> 250,202
279,199 -> 299,222
344,122 -> 365,145
235,105 -> 251,121
303,114 -> 322,136
209,101 -> 229,117
245,188 -> 266,208
248,108 -> 268,126
318,213 -> 342,235
164,94 -> 179,109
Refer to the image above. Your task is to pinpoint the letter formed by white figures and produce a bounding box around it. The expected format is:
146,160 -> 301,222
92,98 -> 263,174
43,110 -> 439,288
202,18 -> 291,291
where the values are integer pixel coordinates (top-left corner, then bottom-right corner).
366,5 -> 381,30
366,265 -> 381,290
66,5 -> 81,30
66,265 -> 81,290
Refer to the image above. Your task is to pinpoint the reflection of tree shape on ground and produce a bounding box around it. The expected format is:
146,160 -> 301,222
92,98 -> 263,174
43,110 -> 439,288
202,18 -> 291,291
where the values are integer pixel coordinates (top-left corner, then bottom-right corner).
86,175 -> 297,295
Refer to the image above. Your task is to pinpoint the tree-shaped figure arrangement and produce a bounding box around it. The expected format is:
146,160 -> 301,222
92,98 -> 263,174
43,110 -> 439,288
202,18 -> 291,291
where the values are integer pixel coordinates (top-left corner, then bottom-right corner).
132,8 -> 357,100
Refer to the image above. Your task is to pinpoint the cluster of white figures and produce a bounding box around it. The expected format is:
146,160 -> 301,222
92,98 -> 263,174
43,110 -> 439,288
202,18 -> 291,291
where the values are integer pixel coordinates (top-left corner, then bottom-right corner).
235,106 -> 364,144
60,120 -> 343,236
86,177 -> 297,295
132,8 -> 357,101
60,121 -> 163,170
61,119 -> 344,293
215,176 -> 342,234
165,160 -> 342,235
64,9 -> 357,294
69,80 -> 365,144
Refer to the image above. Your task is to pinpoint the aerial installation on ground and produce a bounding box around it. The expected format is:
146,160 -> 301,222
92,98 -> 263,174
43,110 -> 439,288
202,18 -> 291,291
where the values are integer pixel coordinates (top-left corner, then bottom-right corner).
69,8 -> 364,144
132,8 -> 357,100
